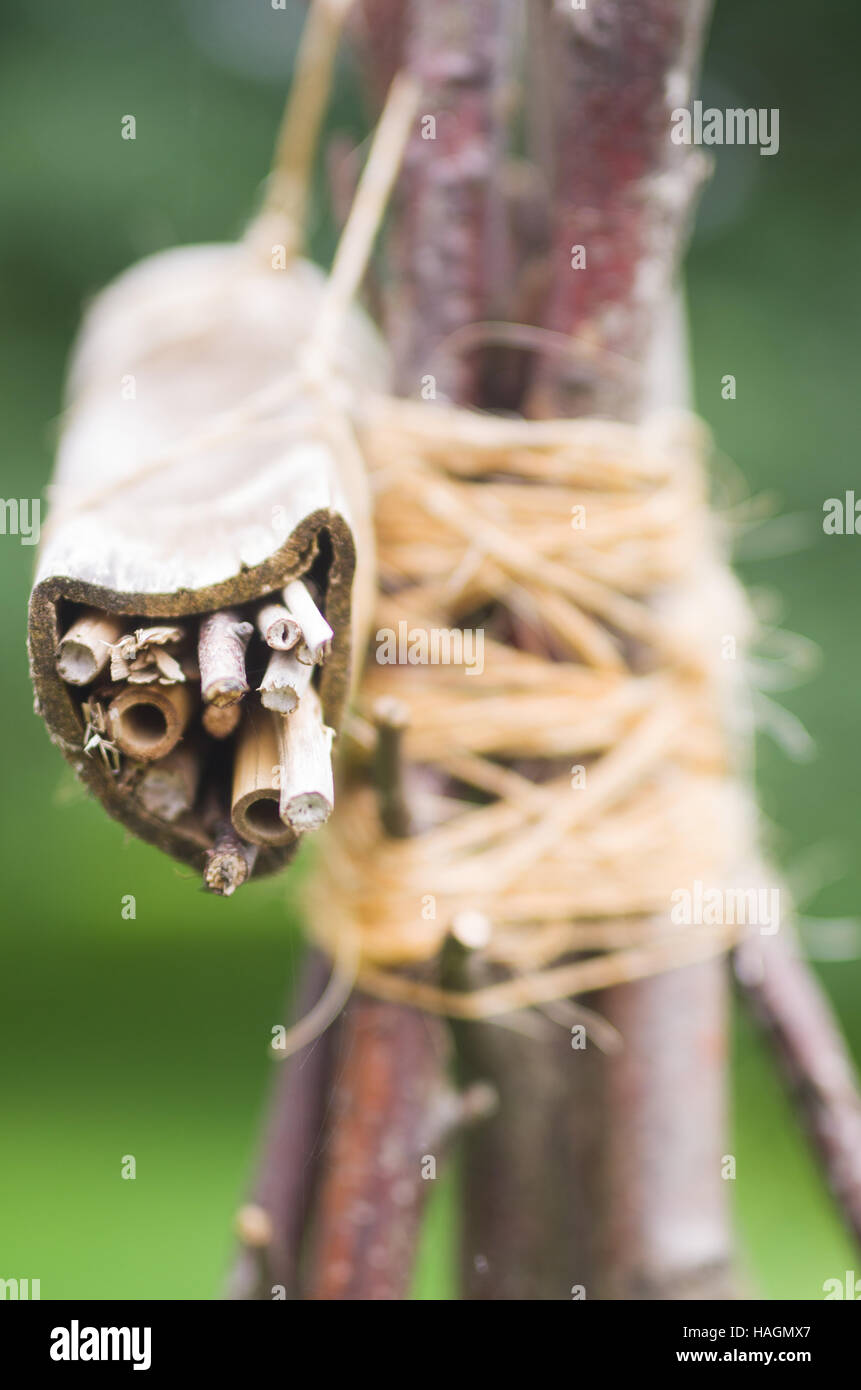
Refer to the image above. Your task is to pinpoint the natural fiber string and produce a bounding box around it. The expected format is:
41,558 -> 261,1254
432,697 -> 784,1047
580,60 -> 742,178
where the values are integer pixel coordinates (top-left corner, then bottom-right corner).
307,397 -> 755,1018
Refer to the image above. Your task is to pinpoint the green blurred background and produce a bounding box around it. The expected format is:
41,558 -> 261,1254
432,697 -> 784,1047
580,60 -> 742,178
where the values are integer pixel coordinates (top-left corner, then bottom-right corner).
1,0 -> 858,1299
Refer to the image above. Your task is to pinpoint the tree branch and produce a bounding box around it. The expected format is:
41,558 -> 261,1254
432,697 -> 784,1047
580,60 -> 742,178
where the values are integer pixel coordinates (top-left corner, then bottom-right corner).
462,0 -> 734,1302
226,949 -> 338,1300
528,0 -> 712,420
385,0 -> 516,401
303,996 -> 454,1299
302,0 -> 518,1301
735,930 -> 861,1249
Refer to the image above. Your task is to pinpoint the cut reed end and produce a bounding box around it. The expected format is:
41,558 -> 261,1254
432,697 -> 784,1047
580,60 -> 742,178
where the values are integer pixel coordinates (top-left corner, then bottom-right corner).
260,686 -> 299,715
276,686 -> 334,833
233,790 -> 295,846
138,745 -> 199,822
281,790 -> 332,832
56,610 -> 124,685
57,640 -> 101,685
107,683 -> 194,762
231,709 -> 296,847
202,701 -> 242,739
283,579 -> 334,666
257,602 -> 301,652
259,647 -> 312,714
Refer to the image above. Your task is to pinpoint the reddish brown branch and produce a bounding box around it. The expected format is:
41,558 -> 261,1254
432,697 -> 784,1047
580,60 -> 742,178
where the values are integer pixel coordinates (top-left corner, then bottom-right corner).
232,0 -> 514,1305
735,931 -> 861,1250
452,0 -> 732,1303
297,0 -> 517,1302
596,964 -> 735,1298
528,0 -> 712,420
226,950 -> 337,1300
303,997 -> 455,1300
385,0 -> 517,401
351,0 -> 409,110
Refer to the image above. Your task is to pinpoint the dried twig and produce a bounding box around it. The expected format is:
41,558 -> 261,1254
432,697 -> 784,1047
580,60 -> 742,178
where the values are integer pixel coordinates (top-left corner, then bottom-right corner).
303,995 -> 452,1300
199,610 -> 253,708
386,0 -> 517,403
204,819 -> 258,897
527,0 -> 713,421
735,930 -> 861,1249
372,696 -> 412,838
304,0 -> 518,1301
226,951 -> 339,1298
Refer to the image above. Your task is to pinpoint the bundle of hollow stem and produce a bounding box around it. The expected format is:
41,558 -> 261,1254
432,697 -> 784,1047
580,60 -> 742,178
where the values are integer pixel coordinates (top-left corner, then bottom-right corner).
54,581 -> 334,895
29,0 -> 418,895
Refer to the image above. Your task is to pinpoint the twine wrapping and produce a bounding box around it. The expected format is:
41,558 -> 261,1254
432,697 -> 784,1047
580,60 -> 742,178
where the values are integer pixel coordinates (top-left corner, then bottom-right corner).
309,396 -> 756,1018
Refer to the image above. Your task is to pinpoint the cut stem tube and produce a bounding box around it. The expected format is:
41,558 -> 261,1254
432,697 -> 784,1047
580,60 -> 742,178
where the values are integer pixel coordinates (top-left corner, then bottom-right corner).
231,709 -> 296,847
137,745 -> 200,822
199,610 -> 253,707
259,647 -> 314,714
202,702 -> 242,740
283,579 -> 333,665
56,609 -> 125,685
277,686 -> 335,832
256,602 -> 301,651
107,682 -> 194,762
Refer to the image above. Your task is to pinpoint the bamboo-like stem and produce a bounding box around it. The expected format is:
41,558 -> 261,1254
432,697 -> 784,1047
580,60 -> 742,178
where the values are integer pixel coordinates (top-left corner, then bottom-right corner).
231,709 -> 296,847
204,818 -> 259,897
56,609 -> 125,685
202,701 -> 242,740
282,580 -> 333,665
276,687 -> 334,832
253,0 -> 355,255
305,69 -> 420,375
257,602 -> 301,652
107,682 -> 194,762
137,744 -> 200,822
735,930 -> 861,1250
199,610 -> 253,708
259,648 -> 314,714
